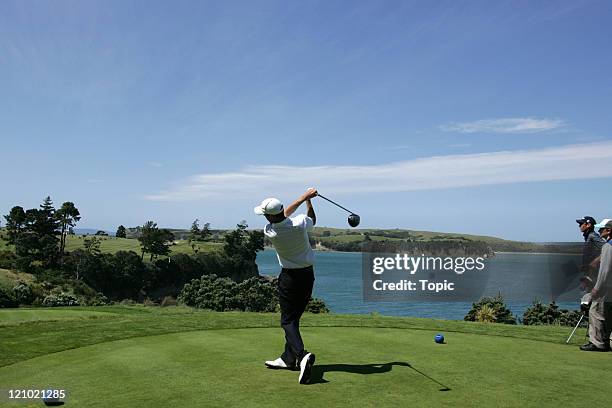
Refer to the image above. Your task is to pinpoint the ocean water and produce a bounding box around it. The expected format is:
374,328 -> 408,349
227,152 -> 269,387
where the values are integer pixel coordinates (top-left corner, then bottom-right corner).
256,249 -> 582,320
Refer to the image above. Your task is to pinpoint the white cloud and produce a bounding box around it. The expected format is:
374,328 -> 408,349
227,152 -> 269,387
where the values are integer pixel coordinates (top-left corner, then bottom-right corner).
440,117 -> 565,134
145,141 -> 612,202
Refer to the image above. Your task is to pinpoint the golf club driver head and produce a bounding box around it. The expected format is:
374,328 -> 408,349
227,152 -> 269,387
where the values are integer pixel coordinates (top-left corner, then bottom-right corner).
348,214 -> 360,228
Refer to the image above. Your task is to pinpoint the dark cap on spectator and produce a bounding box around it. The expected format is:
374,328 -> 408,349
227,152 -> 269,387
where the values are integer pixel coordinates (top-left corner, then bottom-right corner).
576,216 -> 596,225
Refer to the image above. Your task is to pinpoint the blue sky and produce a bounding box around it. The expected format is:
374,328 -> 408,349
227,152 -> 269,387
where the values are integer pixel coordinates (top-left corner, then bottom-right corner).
1,0 -> 611,241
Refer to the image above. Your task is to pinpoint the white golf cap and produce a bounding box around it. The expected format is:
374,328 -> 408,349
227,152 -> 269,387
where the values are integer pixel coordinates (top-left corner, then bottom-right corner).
254,198 -> 284,215
594,218 -> 612,229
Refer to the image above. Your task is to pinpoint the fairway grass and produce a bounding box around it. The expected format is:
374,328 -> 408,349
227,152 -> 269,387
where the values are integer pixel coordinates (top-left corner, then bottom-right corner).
0,309 -> 120,326
1,306 -> 610,407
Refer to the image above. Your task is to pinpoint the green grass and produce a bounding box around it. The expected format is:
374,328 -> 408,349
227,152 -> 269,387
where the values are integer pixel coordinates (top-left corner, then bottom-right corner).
63,235 -> 222,255
0,309 -> 120,325
0,306 -> 607,407
0,227 -> 222,256
0,269 -> 34,291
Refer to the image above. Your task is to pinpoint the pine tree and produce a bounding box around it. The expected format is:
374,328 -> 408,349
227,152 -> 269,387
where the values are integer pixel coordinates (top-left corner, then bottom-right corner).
200,222 -> 212,241
3,206 -> 26,244
115,225 -> 127,238
38,196 -> 59,236
56,201 -> 81,256
189,219 -> 201,254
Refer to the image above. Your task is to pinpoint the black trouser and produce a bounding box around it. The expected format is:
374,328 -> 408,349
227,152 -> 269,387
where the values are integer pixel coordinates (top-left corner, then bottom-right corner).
278,266 -> 315,368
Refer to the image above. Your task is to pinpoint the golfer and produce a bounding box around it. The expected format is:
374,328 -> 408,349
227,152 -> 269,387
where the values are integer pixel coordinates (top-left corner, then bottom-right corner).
254,188 -> 318,384
581,218 -> 612,352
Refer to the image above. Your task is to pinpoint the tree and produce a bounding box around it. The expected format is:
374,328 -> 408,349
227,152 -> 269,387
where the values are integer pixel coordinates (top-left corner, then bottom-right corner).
223,221 -> 263,261
3,206 -> 26,244
95,230 -> 108,236
7,198 -> 61,270
115,225 -> 127,238
83,236 -> 102,255
138,221 -> 157,260
150,229 -> 174,260
190,219 -> 201,237
35,197 -> 60,267
56,201 -> 81,256
189,219 -> 201,254
138,221 -> 174,261
200,222 -> 212,241
37,196 -> 59,237
222,221 -> 264,280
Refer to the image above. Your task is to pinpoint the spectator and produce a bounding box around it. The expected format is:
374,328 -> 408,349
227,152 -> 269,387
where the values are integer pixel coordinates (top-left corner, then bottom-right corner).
580,219 -> 612,352
576,216 -> 605,281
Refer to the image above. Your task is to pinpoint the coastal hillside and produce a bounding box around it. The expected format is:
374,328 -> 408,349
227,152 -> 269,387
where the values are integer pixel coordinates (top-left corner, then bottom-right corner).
0,227 -> 582,255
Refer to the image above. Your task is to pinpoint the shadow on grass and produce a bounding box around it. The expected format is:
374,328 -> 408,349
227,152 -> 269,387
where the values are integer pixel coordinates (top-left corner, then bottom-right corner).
310,361 -> 451,391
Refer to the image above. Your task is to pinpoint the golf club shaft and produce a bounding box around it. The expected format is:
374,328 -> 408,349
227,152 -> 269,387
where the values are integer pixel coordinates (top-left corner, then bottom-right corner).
317,194 -> 356,215
566,314 -> 584,343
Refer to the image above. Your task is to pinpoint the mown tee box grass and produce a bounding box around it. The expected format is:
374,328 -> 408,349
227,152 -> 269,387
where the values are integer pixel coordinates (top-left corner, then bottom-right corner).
0,306 -> 608,408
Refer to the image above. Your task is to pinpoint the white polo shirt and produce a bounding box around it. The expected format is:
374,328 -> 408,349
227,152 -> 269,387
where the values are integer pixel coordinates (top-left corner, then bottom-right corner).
264,214 -> 314,269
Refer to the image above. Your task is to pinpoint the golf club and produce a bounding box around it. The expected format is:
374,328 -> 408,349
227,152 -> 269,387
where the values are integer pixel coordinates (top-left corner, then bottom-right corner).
566,295 -> 591,343
566,314 -> 585,344
317,194 -> 360,227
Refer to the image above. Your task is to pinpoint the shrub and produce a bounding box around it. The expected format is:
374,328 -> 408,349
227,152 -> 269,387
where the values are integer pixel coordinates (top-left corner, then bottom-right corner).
475,304 -> 497,323
465,294 -> 516,324
12,282 -> 34,305
42,292 -> 79,307
305,298 -> 330,314
81,292 -> 108,306
558,309 -> 582,327
235,277 -> 278,312
522,300 -> 581,326
0,250 -> 17,269
62,250 -> 145,301
179,274 -> 329,313
179,274 -> 240,311
0,286 -> 18,308
15,255 -> 34,273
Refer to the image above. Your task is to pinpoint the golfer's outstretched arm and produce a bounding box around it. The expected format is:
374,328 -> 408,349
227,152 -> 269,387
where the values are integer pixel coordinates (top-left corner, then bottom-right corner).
284,188 -> 317,218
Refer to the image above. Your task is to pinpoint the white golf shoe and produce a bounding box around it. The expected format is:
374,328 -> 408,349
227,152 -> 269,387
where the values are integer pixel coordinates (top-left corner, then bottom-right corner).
298,352 -> 315,384
265,358 -> 290,369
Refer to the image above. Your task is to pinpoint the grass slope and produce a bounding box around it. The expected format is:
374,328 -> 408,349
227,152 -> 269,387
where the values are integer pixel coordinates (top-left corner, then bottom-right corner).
0,269 -> 35,291
0,306 -> 608,407
63,235 -> 222,255
0,229 -> 222,256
